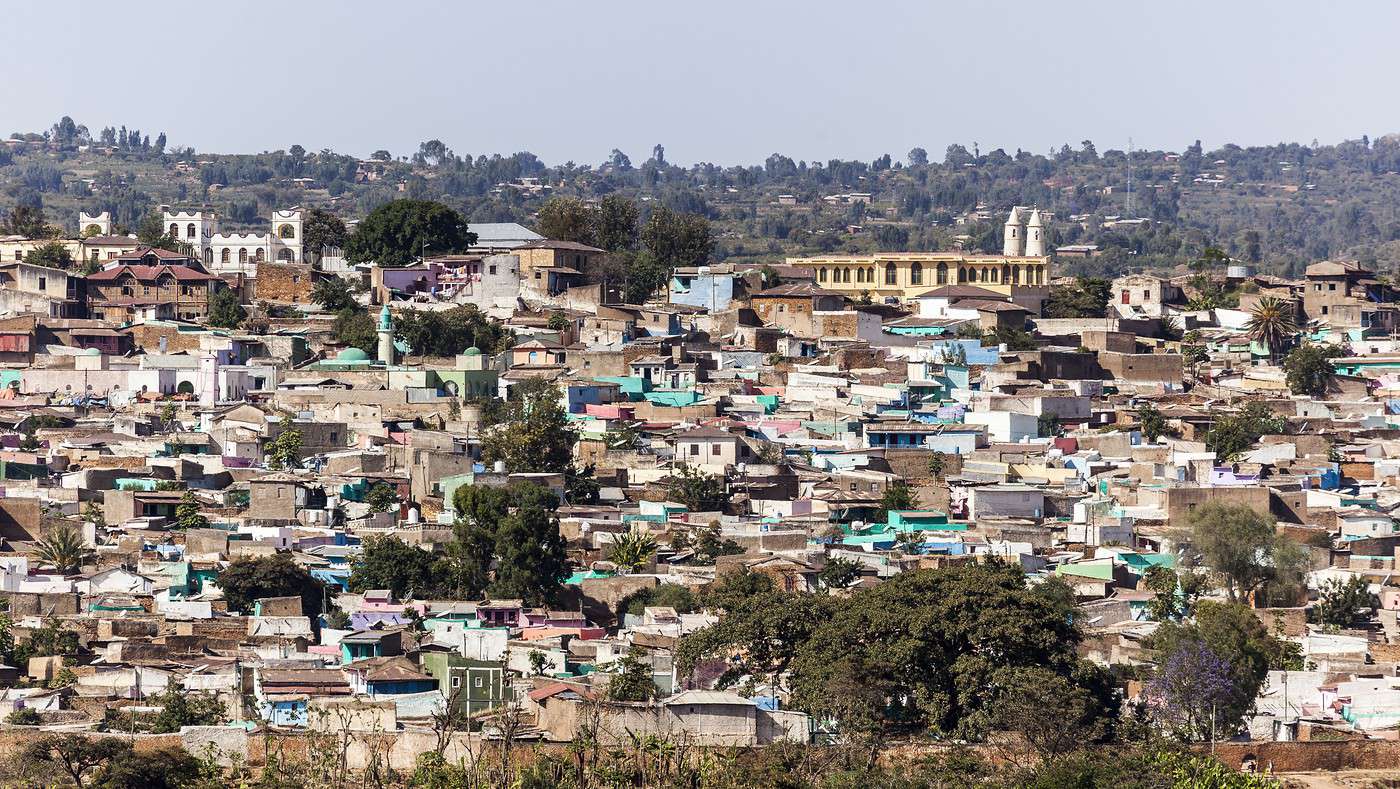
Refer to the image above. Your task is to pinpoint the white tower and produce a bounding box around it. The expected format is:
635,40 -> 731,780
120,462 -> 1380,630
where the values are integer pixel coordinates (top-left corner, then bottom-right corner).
78,211 -> 111,237
1002,208 -> 1023,256
377,305 -> 395,364
1024,209 -> 1045,257
270,208 -> 304,262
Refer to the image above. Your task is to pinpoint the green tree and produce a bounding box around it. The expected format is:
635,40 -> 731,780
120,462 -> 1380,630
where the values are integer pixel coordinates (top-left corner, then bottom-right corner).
927,451 -> 947,479
605,652 -> 658,701
310,276 -> 357,312
480,382 -> 576,473
607,528 -> 657,573
1245,296 -> 1298,361
876,480 -> 914,523
6,707 -> 40,725
344,199 -> 475,267
35,525 -> 92,574
147,685 -> 226,733
1043,276 -> 1110,319
535,196 -> 596,245
488,488 -> 570,606
92,746 -> 204,789
174,491 -> 209,531
205,287 -> 245,329
394,304 -> 509,356
348,536 -> 438,600
135,213 -> 187,254
1180,502 -> 1307,604
216,553 -> 325,617
4,204 -> 55,239
333,307 -> 377,354
620,250 -> 670,304
641,205 -> 712,267
302,207 -> 347,264
1142,566 -> 1206,622
1137,402 -> 1168,443
985,326 -> 1039,351
365,481 -> 400,514
22,734 -> 133,788
24,240 -> 74,269
265,416 -> 302,470
667,464 -> 727,512
1282,342 -> 1343,397
1206,402 -> 1286,462
593,194 -> 640,252
818,557 -> 863,590
1311,575 -> 1371,629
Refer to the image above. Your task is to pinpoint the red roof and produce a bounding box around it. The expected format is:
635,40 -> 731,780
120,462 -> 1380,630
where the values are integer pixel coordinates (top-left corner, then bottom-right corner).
88,264 -> 218,283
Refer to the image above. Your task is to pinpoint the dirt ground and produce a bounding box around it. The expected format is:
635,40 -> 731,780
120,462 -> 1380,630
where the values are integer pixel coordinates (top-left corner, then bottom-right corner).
1279,770 -> 1400,788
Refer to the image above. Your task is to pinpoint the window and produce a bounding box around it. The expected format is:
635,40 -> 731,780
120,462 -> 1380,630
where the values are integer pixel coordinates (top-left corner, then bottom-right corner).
778,304 -> 785,312
1121,290 -> 1130,304
1322,306 -> 1329,315
186,223 -> 196,239
818,267 -> 827,282
488,265 -> 496,275
936,262 -> 948,285
239,249 -> 248,265
689,444 -> 699,456
842,269 -> 851,283
12,252 -> 19,262
292,275 -> 300,284
221,249 -> 231,265
910,262 -> 922,285
885,263 -> 897,285
1143,289 -> 1150,299
712,444 -> 721,455
535,271 -> 541,279
37,277 -> 45,292
169,223 -> 179,237
473,677 -> 483,688
451,676 -> 461,688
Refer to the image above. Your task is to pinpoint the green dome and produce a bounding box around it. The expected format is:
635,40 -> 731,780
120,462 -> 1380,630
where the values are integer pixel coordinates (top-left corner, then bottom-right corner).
463,346 -> 481,356
83,347 -> 102,356
336,347 -> 369,362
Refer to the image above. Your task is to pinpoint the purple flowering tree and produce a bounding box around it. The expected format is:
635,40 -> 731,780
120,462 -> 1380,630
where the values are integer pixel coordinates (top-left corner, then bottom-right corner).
1144,639 -> 1238,741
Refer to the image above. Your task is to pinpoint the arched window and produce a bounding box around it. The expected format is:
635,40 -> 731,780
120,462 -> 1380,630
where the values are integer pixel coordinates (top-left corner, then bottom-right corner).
1033,266 -> 1042,285
1011,265 -> 1020,284
221,249 -> 231,265
842,268 -> 851,283
186,223 -> 196,239
203,248 -> 212,266
238,249 -> 248,265
854,268 -> 864,283
278,248 -> 293,262
981,267 -> 991,282
936,261 -> 948,285
168,223 -> 179,237
910,262 -> 923,286
255,248 -> 266,262
1001,264 -> 1010,283
278,224 -> 296,239
818,267 -> 827,283
958,267 -> 967,283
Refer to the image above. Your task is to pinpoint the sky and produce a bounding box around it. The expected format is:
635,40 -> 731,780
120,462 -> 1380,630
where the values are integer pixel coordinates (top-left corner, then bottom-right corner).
4,1 -> 1400,167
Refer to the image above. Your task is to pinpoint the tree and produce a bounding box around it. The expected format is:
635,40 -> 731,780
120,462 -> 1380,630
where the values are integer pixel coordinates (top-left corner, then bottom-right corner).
984,326 -> 1039,351
1181,502 -> 1307,604
90,746 -> 203,789
1206,402 -> 1286,462
344,199 -> 475,267
174,491 -> 209,531
481,382 -> 576,473
876,480 -> 914,523
394,304 -> 509,357
1043,277 -> 1110,319
607,528 -> 657,573
593,194 -> 639,252
205,288 -> 245,329
667,464 -> 727,512
818,557 -> 863,590
990,666 -> 1109,767
35,525 -> 92,574
333,307 -> 377,354
1144,638 -> 1238,742
348,536 -> 438,600
216,553 -> 324,617
134,213 -> 186,253
22,735 -> 133,788
1137,402 -> 1168,443
365,481 -> 400,514
1245,296 -> 1298,361
488,487 -> 570,606
310,276 -> 357,312
605,652 -> 658,701
24,240 -> 74,269
620,250 -> 670,304
302,207 -> 347,264
6,707 -> 40,725
147,685 -> 226,733
265,416 -> 302,470
641,205 -> 712,267
1283,342 -> 1343,397
1143,566 -> 1206,622
1312,575 -> 1371,629
4,204 -> 54,239
535,197 -> 596,245
927,451 -> 947,480
907,147 -> 929,167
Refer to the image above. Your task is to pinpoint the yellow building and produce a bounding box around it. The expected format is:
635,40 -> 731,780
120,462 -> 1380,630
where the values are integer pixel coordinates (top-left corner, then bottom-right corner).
785,252 -> 1051,301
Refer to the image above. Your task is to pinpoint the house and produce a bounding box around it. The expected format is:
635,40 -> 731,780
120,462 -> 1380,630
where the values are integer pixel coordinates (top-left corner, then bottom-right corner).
85,247 -> 223,322
515,240 -> 600,297
0,262 -> 83,318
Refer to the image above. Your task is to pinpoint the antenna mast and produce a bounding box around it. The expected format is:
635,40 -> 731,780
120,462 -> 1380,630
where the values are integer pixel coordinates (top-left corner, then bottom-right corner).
1126,136 -> 1135,217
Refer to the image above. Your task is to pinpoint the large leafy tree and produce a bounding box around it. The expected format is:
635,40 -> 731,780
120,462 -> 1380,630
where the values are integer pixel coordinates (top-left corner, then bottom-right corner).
1180,502 -> 1306,604
1311,575 -> 1371,629
876,480 -> 915,523
1205,401 -> 1286,462
1043,276 -> 1110,319
4,205 -> 55,239
333,308 -> 377,354
344,199 -> 475,267
348,536 -> 437,600
394,304 -> 509,357
593,194 -> 639,252
24,240 -> 74,269
535,197 -> 596,245
206,288 -> 246,329
1282,342 -> 1343,397
310,276 -> 357,312
481,381 -> 576,474
302,207 -> 348,264
640,205 -> 712,268
1245,296 -> 1298,360
446,482 -> 569,605
667,464 -> 727,512
216,553 -> 324,617
174,491 -> 209,531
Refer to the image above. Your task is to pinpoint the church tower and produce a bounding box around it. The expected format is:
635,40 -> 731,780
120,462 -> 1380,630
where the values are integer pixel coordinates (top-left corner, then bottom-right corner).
1002,208 -> 1023,256
377,305 -> 395,364
1024,209 -> 1045,257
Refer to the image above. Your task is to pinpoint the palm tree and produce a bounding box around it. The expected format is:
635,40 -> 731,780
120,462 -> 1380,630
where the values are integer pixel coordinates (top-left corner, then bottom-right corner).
35,525 -> 92,574
1246,297 -> 1298,361
607,528 -> 658,573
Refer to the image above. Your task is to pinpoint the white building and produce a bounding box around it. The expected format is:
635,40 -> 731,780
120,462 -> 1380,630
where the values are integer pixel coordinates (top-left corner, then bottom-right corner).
162,206 -> 305,276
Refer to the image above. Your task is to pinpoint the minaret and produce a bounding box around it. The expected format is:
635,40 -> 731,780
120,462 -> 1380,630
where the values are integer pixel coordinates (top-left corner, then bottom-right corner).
1002,208 -> 1023,256
1024,209 -> 1045,257
377,305 -> 395,364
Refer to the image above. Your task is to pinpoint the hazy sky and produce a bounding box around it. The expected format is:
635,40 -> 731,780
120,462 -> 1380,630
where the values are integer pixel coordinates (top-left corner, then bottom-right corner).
5,1 -> 1399,166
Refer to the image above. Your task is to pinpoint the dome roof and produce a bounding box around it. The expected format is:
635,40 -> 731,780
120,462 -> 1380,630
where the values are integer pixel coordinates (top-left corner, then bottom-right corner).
336,347 -> 369,362
463,346 -> 481,356
82,347 -> 102,356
